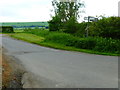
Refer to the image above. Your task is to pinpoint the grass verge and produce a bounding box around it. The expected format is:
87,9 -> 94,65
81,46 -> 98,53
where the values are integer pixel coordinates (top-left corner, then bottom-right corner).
10,33 -> 119,56
10,33 -> 45,44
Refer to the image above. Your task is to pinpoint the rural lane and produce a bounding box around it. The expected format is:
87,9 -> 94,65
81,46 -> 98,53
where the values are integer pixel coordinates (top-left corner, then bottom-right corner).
1,35 -> 118,88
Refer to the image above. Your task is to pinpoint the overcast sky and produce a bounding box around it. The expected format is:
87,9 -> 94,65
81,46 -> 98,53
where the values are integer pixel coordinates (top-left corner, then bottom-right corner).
0,0 -> 120,22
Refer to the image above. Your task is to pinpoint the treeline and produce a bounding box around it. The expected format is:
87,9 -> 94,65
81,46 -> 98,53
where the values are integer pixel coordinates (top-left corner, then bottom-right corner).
49,16 -> 120,39
86,17 -> 120,39
12,25 -> 49,29
0,26 -> 14,33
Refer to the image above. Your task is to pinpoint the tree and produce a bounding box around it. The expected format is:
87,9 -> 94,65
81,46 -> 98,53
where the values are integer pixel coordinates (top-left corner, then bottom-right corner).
88,16 -> 120,39
64,17 -> 79,33
49,0 -> 84,32
48,16 -> 61,31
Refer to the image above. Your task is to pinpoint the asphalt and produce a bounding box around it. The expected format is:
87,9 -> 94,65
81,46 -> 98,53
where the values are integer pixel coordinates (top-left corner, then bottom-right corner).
0,34 -> 2,89
2,35 -> 118,88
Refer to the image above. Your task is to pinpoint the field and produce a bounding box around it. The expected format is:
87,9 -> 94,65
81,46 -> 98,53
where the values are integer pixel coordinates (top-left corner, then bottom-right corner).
0,22 -> 49,29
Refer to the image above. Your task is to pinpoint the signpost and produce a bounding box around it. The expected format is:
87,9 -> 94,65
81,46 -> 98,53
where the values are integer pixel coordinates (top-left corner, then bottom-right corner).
84,16 -> 98,37
84,16 -> 98,22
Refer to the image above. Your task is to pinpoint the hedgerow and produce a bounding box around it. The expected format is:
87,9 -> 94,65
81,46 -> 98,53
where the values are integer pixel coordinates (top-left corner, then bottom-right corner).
25,29 -> 120,54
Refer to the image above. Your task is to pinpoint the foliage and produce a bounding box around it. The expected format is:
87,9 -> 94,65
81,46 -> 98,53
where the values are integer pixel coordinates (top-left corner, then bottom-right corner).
75,17 -> 120,39
94,37 -> 120,53
45,32 -> 78,46
25,29 -> 120,54
89,17 -> 120,39
49,0 -> 84,32
75,37 -> 120,53
63,17 -> 79,33
74,22 -> 87,37
75,37 -> 96,49
52,0 -> 84,22
48,16 -> 61,31
0,26 -> 14,33
24,29 -> 50,37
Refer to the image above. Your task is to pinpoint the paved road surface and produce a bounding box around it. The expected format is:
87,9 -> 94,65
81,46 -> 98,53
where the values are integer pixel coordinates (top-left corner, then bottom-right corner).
0,34 -> 2,89
2,35 -> 118,88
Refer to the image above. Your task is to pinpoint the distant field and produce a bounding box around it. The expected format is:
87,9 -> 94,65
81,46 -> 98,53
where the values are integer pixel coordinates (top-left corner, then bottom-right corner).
0,22 -> 49,29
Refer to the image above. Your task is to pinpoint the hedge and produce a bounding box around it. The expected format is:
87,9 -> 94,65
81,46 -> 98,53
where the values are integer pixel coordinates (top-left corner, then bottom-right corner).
0,26 -> 14,33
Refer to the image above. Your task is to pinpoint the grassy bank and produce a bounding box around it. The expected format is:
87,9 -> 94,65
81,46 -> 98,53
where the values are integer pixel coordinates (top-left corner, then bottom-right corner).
10,32 -> 119,56
11,33 -> 45,44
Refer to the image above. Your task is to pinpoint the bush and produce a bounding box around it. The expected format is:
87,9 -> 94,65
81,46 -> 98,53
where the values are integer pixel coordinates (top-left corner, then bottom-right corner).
45,33 -> 120,54
75,37 -> 120,54
93,37 -> 120,53
25,29 -> 120,54
0,26 -> 14,33
48,16 -> 61,31
24,28 -> 50,37
74,22 -> 87,37
45,32 -> 78,46
64,17 -> 79,34
75,37 -> 96,49
89,17 -> 120,39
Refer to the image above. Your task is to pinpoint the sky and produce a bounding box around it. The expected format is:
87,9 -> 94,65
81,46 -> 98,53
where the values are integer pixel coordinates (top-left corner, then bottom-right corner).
0,0 -> 120,22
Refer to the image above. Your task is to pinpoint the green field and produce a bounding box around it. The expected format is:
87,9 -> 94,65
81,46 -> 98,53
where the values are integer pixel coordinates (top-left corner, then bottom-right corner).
0,22 -> 49,28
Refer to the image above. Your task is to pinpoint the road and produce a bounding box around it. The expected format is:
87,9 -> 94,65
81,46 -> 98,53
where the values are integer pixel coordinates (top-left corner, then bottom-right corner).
2,35 -> 118,88
0,34 -> 2,89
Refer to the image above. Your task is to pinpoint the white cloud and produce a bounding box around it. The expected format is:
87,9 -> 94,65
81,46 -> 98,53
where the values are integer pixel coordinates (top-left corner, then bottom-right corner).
84,0 -> 119,17
0,0 -> 53,22
0,0 -> 119,22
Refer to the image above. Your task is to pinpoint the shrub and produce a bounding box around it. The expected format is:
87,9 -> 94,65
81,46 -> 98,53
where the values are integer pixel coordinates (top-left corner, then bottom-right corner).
48,16 -> 61,31
63,17 -> 79,34
75,37 -> 96,49
24,29 -> 50,37
93,37 -> 120,53
45,32 -> 78,46
25,28 -> 120,54
74,22 -> 88,37
89,17 -> 120,39
23,28 -> 32,32
0,26 -> 14,33
75,37 -> 120,54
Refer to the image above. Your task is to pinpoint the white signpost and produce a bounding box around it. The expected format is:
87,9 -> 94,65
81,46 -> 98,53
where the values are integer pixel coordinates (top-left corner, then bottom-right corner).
84,16 -> 98,37
84,16 -> 98,22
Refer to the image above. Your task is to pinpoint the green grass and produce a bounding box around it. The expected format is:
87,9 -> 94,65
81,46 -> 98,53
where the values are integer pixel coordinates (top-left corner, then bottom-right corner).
14,29 -> 24,33
11,33 -> 45,44
0,22 -> 49,27
10,33 -> 119,56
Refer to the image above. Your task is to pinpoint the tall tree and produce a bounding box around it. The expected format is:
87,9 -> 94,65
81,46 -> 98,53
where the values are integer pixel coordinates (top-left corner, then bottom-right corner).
49,0 -> 84,32
52,0 -> 84,22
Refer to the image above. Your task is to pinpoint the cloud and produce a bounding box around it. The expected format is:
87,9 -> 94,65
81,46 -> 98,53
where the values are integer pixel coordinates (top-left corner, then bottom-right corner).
0,0 -> 119,22
0,0 -> 53,22
84,0 -> 119,16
